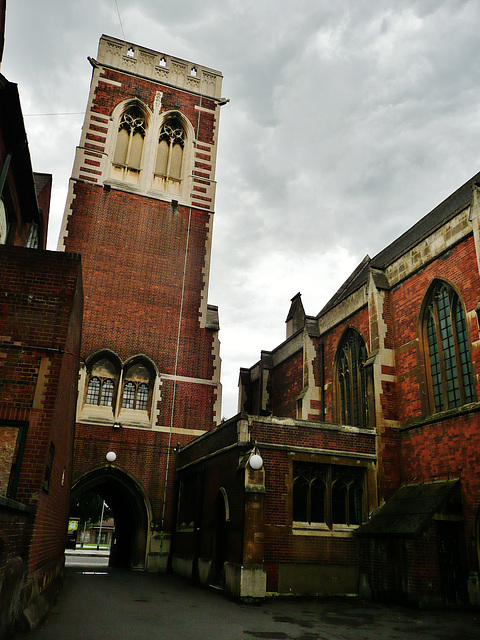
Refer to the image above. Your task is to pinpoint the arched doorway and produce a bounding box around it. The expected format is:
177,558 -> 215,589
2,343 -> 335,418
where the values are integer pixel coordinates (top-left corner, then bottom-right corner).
70,467 -> 152,570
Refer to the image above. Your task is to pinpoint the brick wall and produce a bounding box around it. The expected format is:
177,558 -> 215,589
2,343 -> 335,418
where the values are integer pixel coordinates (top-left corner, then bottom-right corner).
0,245 -> 82,628
269,352 -> 303,417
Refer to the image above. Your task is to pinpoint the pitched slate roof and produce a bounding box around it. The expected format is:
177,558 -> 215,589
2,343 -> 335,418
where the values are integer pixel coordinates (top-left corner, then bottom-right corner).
318,171 -> 480,317
356,479 -> 460,538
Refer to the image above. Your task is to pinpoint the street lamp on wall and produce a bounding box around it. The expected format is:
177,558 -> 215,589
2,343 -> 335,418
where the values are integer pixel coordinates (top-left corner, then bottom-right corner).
106,451 -> 117,463
249,443 -> 263,469
249,453 -> 263,469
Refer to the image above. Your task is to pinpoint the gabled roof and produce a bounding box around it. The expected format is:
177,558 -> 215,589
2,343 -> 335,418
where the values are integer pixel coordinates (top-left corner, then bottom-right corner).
318,171 -> 480,317
318,255 -> 371,316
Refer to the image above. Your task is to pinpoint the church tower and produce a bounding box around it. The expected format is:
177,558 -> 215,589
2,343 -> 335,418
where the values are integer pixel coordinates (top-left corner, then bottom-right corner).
57,35 -> 225,570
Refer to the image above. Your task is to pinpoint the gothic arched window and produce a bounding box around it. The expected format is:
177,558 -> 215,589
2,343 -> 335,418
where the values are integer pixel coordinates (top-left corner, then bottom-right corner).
292,462 -> 364,528
112,105 -> 147,179
155,115 -> 185,183
423,281 -> 475,412
331,466 -> 364,526
121,361 -> 152,411
85,357 -> 119,407
292,464 -> 326,524
337,330 -> 368,427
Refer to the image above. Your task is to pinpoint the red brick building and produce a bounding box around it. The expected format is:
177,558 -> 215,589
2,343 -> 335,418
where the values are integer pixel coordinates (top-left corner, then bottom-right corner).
58,35 -> 225,571
174,172 -> 480,605
0,3 -> 83,631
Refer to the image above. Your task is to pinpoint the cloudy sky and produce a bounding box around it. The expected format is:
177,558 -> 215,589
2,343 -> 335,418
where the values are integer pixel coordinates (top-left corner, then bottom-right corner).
3,1 -> 480,417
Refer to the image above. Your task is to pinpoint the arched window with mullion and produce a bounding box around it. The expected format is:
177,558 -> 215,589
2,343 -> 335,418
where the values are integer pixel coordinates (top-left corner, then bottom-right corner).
86,375 -> 115,407
121,362 -> 153,412
113,105 -> 147,173
424,282 -> 475,412
155,115 -> 185,182
337,330 -> 368,427
86,376 -> 101,405
84,354 -> 120,409
292,464 -> 327,524
99,379 -> 114,406
293,462 -> 363,527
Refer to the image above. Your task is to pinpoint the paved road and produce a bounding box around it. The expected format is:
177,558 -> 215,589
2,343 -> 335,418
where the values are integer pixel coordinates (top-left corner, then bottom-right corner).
13,562 -> 480,640
65,553 -> 109,569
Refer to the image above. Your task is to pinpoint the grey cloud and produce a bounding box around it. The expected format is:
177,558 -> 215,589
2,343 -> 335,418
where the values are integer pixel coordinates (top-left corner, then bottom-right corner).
4,0 -> 480,417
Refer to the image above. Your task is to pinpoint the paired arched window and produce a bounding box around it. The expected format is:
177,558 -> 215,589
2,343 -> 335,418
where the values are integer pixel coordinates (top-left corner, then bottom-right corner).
337,330 -> 368,427
423,281 -> 475,412
155,115 -> 185,183
85,353 -> 155,415
110,105 -> 189,194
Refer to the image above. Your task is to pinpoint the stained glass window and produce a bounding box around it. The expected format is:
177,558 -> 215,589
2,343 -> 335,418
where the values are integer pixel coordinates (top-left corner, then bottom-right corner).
425,283 -> 474,412
338,330 -> 368,426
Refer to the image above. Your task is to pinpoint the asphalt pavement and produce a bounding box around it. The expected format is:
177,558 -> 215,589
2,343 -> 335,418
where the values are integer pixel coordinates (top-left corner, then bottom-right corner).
12,555 -> 480,640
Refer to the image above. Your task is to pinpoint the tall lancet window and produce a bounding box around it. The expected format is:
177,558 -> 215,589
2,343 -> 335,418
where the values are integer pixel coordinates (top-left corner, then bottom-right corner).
337,330 -> 368,427
154,116 -> 185,189
112,105 -> 147,181
424,281 -> 475,412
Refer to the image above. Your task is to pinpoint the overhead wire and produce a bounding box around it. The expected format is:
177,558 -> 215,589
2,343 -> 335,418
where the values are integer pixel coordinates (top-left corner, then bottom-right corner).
159,95 -> 204,542
24,2 -> 126,119
114,0 -> 126,41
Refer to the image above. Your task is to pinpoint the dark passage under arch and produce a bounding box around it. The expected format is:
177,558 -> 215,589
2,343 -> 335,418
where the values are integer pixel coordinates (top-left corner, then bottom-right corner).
70,467 -> 151,570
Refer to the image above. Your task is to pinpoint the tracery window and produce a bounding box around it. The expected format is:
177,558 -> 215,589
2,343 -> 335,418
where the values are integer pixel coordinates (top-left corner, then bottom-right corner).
86,377 -> 115,406
85,357 -> 119,407
121,381 -> 149,410
293,462 -> 364,528
121,362 -> 151,411
424,281 -> 475,412
337,330 -> 368,427
113,105 -> 147,178
155,115 -> 185,183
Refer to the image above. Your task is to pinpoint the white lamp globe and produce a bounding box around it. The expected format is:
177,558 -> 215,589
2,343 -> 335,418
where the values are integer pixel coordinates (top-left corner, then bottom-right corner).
249,453 -> 263,470
106,451 -> 117,463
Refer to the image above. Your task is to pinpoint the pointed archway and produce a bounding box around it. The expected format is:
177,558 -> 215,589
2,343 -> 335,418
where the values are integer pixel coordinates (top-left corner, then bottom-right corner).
70,466 -> 152,570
